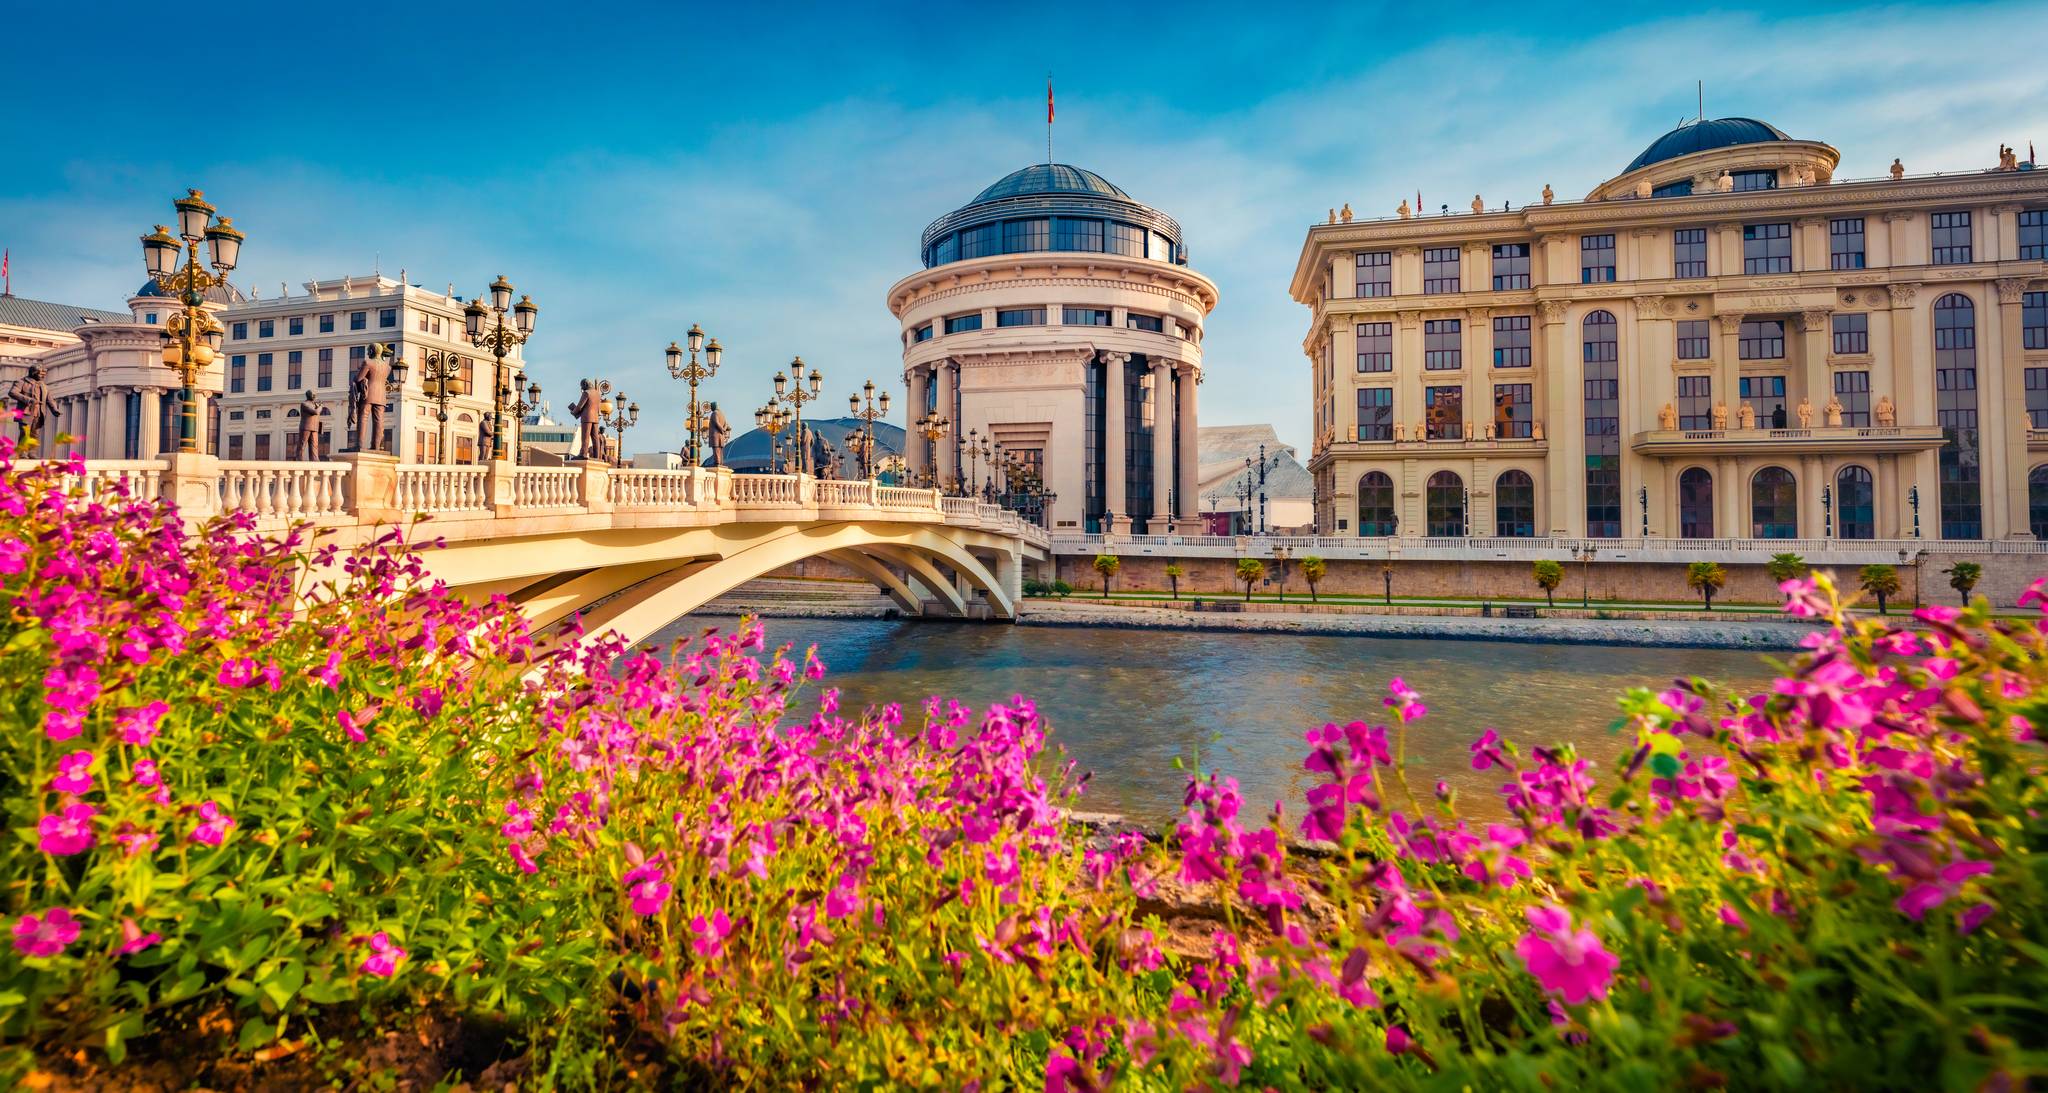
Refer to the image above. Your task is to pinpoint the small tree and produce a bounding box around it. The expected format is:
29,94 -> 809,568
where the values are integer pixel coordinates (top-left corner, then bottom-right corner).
1052,579 -> 1073,598
1380,560 -> 1396,605
1301,556 -> 1327,603
1858,563 -> 1901,615
1945,561 -> 1982,604
1092,553 -> 1120,598
1236,557 -> 1265,602
1767,552 -> 1808,585
1686,561 -> 1727,611
1532,559 -> 1564,607
1163,562 -> 1184,601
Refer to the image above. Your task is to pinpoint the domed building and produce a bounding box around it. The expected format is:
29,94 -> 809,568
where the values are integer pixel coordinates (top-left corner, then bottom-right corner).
888,163 -> 1219,533
1292,115 -> 2048,548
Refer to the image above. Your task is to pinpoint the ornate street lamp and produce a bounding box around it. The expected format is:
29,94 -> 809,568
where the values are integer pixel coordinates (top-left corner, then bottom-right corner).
665,323 -> 722,467
600,387 -> 639,466
847,379 -> 890,479
914,410 -> 950,490
964,427 -> 982,497
508,375 -> 541,465
754,401 -> 793,473
1574,541 -> 1599,608
772,358 -> 824,474
464,274 -> 537,461
140,190 -> 244,453
417,349 -> 468,464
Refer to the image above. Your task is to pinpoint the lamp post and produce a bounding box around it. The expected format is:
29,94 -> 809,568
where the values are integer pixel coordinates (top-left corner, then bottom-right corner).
847,379 -> 890,479
665,324 -> 723,467
1908,485 -> 1921,539
600,387 -> 639,466
1574,541 -> 1598,608
914,410 -> 951,490
964,428 -> 984,496
462,274 -> 537,462
1822,483 -> 1833,538
773,358 -> 823,474
507,375 -> 541,465
140,190 -> 243,453
754,401 -> 794,474
417,349 -> 468,464
1638,484 -> 1649,538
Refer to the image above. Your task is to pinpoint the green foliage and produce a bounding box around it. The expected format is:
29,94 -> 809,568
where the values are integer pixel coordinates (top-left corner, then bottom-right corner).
1093,553 -> 1120,597
1858,564 -> 1902,614
1021,577 -> 1050,597
1766,552 -> 1808,583
1164,562 -> 1185,601
1300,556 -> 1327,602
1235,557 -> 1265,601
1686,560 -> 1727,609
1531,559 -> 1564,607
1946,561 -> 1982,604
1051,579 -> 1073,598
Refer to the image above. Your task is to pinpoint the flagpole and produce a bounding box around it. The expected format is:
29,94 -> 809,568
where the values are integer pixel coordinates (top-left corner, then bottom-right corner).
1046,76 -> 1054,167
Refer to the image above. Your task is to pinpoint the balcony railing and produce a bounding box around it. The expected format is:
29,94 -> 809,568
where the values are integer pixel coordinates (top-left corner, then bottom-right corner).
1631,424 -> 1944,455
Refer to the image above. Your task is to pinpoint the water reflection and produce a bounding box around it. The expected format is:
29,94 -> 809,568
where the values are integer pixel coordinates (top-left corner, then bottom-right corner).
648,616 -> 1779,826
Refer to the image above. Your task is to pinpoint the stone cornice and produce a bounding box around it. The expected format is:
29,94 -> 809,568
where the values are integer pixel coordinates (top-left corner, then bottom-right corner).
889,257 -> 1219,315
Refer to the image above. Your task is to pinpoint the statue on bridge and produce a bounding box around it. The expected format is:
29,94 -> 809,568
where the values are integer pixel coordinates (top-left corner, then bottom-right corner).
707,402 -> 731,468
478,413 -> 495,464
568,379 -> 604,463
295,391 -> 322,459
349,343 -> 393,454
6,364 -> 51,447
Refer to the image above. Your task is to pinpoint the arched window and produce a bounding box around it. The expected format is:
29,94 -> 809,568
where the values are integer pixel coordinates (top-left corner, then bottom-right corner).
1582,310 -> 1621,536
1934,293 -> 1982,539
1494,470 -> 1535,537
1678,467 -> 1714,538
1357,471 -> 1396,536
2030,466 -> 2048,540
1751,466 -> 1798,538
1426,470 -> 1466,537
1835,465 -> 1874,540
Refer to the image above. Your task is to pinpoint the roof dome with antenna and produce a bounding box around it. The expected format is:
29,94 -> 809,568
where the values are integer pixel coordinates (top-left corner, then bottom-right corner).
1625,117 -> 1794,173
919,161 -> 1187,270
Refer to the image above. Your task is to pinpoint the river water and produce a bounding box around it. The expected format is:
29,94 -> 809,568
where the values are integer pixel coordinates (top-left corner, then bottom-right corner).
648,616 -> 1781,826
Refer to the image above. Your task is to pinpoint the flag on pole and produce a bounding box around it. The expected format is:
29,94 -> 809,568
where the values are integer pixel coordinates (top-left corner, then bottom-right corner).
1047,78 -> 1054,124
2,249 -> 9,296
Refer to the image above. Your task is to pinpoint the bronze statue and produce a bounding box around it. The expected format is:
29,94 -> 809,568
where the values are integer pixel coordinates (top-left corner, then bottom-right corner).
295,391 -> 322,459
7,364 -> 51,447
478,413 -> 495,463
567,379 -> 604,462
707,402 -> 732,467
350,344 -> 392,453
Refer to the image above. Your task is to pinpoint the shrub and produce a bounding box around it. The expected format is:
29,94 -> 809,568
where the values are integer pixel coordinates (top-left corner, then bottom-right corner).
1766,551 -> 1807,584
1022,577 -> 1050,597
1686,560 -> 1726,610
1858,563 -> 1901,614
1051,579 -> 1073,598
1164,562 -> 1185,601
1093,553 -> 1120,598
1300,556 -> 1326,603
1946,560 -> 1982,604
1235,558 -> 1265,602
1531,559 -> 1564,607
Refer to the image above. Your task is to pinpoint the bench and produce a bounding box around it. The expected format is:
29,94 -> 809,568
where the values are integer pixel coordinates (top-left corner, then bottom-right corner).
1504,605 -> 1538,619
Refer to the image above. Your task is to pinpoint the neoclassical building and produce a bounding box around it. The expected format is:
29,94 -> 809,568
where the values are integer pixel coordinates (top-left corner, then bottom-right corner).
1294,117 -> 2048,542
888,164 -> 1218,533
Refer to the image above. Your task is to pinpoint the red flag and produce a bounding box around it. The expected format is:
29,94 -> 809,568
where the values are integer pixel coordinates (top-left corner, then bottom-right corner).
1047,79 -> 1054,124
2,249 -> 8,295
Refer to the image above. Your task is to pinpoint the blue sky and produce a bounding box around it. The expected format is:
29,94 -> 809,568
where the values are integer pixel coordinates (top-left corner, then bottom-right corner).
5,0 -> 2046,453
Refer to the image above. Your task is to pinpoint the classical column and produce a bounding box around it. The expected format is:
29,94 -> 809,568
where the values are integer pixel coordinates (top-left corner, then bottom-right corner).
1799,309 -> 1831,426
932,360 -> 955,488
1177,364 -> 1199,524
139,389 -> 161,459
1150,358 -> 1174,532
1986,278 -> 2029,538
1101,351 -> 1129,532
905,368 -> 929,481
1537,300 -> 1575,535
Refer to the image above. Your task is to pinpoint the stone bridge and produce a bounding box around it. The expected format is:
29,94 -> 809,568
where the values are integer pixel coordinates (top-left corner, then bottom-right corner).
66,452 -> 1050,648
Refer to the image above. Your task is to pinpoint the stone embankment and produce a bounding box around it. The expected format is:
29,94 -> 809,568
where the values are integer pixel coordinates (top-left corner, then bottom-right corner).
698,579 -> 1816,649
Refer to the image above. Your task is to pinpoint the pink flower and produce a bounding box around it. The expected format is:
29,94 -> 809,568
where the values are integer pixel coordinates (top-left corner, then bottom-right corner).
50,750 -> 95,794
37,803 -> 96,855
985,842 -> 1021,888
338,706 -> 377,743
359,931 -> 407,977
689,909 -> 732,959
311,651 -> 344,689
624,862 -> 671,915
132,758 -> 162,789
0,536 -> 27,575
115,701 -> 169,746
216,657 -> 257,687
118,917 -> 162,954
1384,677 -> 1427,721
12,907 -> 80,957
188,800 -> 235,846
1514,904 -> 1618,1005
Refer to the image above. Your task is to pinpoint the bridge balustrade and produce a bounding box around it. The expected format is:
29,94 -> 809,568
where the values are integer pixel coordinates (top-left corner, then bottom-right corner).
395,465 -> 490,514
218,461 -> 351,521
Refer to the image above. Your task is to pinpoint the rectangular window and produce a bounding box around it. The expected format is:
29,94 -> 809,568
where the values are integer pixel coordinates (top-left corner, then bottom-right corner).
1492,383 -> 1531,438
350,311 -> 367,331
1739,319 -> 1786,360
1676,374 -> 1713,429
2026,367 -> 2048,428
912,324 -> 934,343
232,321 -> 248,340
258,319 -> 274,338
1354,251 -> 1392,297
959,223 -> 1000,259
1672,228 -> 1708,278
1126,312 -> 1164,332
1063,307 -> 1112,326
943,313 -> 982,334
289,316 -> 304,336
227,435 -> 244,460
229,354 -> 246,393
1106,222 -> 1145,257
1580,234 -> 1615,283
1491,243 -> 1530,290
1836,369 -> 1872,427
1931,211 -> 1972,264
1423,247 -> 1461,294
1425,386 -> 1464,439
1002,218 -> 1049,253
997,308 -> 1045,327
1830,218 -> 1867,269
1492,315 -> 1531,367
1742,222 -> 1792,274
1730,170 -> 1778,192
1423,318 -> 1462,370
1676,319 -> 1711,360
317,348 -> 334,387
2023,291 -> 2047,351
1832,313 -> 1869,355
286,350 -> 302,390
378,308 -> 396,328
2021,210 -> 2048,261
255,352 -> 273,392
1355,322 -> 1392,372
254,434 -> 271,461
417,313 -> 430,332
1740,374 -> 1789,427
1356,387 -> 1393,441
1051,217 -> 1104,252
319,313 -> 334,333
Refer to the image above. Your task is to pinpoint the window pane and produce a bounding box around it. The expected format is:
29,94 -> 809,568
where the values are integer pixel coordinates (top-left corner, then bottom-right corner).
1492,315 -> 1531,367
1676,319 -> 1711,360
1739,319 -> 1785,360
1356,322 -> 1392,373
1492,383 -> 1531,438
1425,386 -> 1463,439
1357,470 -> 1396,534
1742,223 -> 1791,274
1423,319 -> 1462,370
1582,311 -> 1620,535
1931,212 -> 1973,265
1673,228 -> 1707,278
1830,218 -> 1866,270
1831,313 -> 1868,355
1356,388 -> 1393,441
1677,374 -> 1713,429
1494,470 -> 1535,536
1580,234 -> 1615,283
1935,294 -> 1981,537
1354,251 -> 1392,297
1491,243 -> 1530,290
1835,369 -> 1871,427
1425,471 -> 1465,535
1423,248 -> 1461,294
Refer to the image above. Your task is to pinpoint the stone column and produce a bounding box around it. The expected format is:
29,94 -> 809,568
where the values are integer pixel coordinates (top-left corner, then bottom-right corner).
1799,454 -> 1824,539
1986,278 -> 2029,538
1799,309 -> 1831,424
1151,358 -> 1174,532
1715,313 -> 1744,434
932,360 -> 956,489
905,368 -> 929,481
139,388 -> 161,459
1537,300 -> 1575,535
1177,365 -> 1199,524
1717,455 -> 1742,538
1101,352 -> 1129,533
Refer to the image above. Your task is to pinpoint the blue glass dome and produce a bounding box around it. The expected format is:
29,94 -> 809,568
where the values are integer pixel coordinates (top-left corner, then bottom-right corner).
969,163 -> 1131,205
1625,118 -> 1793,173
